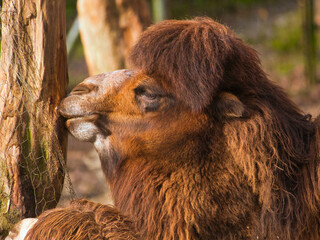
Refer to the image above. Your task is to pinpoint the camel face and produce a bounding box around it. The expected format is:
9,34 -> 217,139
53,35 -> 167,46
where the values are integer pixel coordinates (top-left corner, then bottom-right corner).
59,69 -> 207,178
59,70 -> 135,142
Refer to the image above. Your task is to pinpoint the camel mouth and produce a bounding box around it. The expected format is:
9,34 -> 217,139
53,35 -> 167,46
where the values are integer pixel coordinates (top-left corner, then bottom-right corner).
64,114 -> 100,122
58,101 -> 100,120
58,99 -> 100,120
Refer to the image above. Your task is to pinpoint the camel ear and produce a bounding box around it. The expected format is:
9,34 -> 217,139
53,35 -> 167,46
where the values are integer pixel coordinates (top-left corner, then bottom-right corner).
216,92 -> 246,118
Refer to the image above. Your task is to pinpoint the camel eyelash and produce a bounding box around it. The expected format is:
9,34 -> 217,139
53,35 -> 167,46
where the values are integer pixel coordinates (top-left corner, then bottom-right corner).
134,86 -> 160,100
133,86 -> 146,95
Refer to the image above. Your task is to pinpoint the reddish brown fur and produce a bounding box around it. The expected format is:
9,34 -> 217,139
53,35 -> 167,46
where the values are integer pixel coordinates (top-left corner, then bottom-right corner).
123,17 -> 320,239
130,18 -> 232,111
22,17 -> 320,239
25,199 -> 139,240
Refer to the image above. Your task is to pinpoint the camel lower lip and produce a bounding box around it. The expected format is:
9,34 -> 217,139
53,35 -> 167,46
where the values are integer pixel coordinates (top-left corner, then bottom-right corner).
65,116 -> 102,142
65,115 -> 111,140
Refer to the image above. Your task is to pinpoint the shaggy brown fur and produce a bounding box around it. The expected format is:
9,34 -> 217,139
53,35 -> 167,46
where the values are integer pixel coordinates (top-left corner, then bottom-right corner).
25,199 -> 139,240
125,17 -> 320,239
17,17 -> 320,239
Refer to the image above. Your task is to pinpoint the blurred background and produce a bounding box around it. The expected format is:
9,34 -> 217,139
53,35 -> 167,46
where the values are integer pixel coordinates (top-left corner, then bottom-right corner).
59,0 -> 320,205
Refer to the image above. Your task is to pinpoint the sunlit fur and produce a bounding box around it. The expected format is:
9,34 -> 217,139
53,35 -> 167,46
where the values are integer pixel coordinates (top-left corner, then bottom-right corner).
127,17 -> 320,239
25,199 -> 139,240
24,17 -> 320,239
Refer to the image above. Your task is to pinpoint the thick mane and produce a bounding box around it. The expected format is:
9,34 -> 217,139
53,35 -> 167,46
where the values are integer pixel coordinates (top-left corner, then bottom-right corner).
222,35 -> 320,238
128,17 -> 320,239
224,106 -> 317,239
130,17 -> 233,111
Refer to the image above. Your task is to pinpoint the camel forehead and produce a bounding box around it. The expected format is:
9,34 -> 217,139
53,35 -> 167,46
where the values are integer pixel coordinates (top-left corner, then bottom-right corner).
83,69 -> 137,89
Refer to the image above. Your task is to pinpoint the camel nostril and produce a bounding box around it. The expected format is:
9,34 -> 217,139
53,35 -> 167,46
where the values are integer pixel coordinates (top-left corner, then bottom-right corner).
70,85 -> 91,95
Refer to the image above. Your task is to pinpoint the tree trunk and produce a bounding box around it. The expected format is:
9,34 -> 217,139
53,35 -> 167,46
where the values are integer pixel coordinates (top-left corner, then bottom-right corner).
77,0 -> 152,75
302,0 -> 317,86
152,0 -> 167,23
0,0 -> 68,237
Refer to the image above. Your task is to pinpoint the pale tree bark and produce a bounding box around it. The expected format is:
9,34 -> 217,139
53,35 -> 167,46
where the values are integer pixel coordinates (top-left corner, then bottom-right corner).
152,0 -> 167,23
0,0 -> 68,237
77,0 -> 152,75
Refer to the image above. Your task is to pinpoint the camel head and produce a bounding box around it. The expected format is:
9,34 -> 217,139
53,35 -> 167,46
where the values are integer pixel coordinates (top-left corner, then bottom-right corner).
59,68 -> 242,180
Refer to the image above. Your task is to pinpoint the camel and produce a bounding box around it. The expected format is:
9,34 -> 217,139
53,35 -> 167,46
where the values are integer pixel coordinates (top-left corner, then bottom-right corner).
7,17 -> 320,240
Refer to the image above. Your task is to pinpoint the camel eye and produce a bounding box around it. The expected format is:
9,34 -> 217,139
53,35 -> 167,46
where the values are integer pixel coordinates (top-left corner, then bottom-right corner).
141,92 -> 158,101
134,86 -> 161,112
134,86 -> 159,101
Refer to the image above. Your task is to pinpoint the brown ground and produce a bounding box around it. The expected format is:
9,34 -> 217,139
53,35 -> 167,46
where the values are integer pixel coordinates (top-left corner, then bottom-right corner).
58,135 -> 113,206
